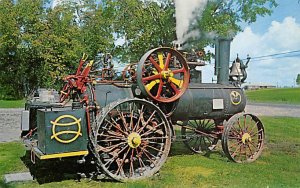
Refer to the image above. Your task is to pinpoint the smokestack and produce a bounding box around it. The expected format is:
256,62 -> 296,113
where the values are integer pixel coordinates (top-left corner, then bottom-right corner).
215,38 -> 232,85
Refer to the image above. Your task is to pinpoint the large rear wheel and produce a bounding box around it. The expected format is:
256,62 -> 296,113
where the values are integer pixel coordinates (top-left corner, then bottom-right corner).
91,98 -> 171,181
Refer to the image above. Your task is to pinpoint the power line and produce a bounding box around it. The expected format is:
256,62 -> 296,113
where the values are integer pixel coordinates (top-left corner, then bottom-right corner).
250,53 -> 300,62
233,49 -> 300,62
250,50 -> 300,60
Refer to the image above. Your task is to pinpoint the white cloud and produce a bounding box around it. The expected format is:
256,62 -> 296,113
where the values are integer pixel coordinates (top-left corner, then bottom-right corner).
201,17 -> 300,86
230,17 -> 300,87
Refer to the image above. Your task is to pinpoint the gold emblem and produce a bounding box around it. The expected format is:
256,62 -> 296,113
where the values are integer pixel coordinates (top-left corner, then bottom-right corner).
50,115 -> 82,144
230,91 -> 242,105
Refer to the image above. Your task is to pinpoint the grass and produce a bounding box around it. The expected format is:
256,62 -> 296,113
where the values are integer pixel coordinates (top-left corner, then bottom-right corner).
0,100 -> 25,108
0,117 -> 300,187
245,87 -> 300,104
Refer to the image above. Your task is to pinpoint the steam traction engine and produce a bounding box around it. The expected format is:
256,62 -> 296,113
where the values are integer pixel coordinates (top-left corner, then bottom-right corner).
21,39 -> 265,181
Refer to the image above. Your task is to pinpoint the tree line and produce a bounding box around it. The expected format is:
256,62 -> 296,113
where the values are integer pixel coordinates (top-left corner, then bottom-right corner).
0,0 -> 277,99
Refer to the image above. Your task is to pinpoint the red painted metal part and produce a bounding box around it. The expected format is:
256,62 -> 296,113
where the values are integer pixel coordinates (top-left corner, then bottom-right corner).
137,47 -> 190,103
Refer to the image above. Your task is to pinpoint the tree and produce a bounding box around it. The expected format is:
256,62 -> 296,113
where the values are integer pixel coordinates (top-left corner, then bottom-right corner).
110,0 -> 176,62
0,0 -> 21,99
296,74 -> 300,86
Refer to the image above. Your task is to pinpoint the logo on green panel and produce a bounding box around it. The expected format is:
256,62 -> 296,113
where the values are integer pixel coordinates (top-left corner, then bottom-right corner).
50,115 -> 82,144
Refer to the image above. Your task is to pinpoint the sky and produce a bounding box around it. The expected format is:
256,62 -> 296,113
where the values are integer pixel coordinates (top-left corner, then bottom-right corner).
202,0 -> 300,87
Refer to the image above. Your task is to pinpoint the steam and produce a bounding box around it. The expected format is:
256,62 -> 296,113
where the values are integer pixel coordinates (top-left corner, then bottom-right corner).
174,0 -> 208,44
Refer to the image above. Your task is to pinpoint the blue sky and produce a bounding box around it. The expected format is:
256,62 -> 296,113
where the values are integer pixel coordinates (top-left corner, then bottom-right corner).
226,0 -> 300,87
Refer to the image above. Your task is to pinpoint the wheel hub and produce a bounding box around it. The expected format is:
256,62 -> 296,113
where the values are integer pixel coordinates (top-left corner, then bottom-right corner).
161,70 -> 173,79
128,132 -> 142,148
242,133 -> 252,144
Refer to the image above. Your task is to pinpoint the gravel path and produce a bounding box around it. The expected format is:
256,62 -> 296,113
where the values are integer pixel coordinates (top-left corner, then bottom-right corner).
0,103 -> 299,143
0,108 -> 22,143
245,103 -> 300,118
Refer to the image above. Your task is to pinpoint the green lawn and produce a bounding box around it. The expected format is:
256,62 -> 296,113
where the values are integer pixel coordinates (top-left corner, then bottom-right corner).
0,100 -> 25,108
246,87 -> 300,104
1,117 -> 299,187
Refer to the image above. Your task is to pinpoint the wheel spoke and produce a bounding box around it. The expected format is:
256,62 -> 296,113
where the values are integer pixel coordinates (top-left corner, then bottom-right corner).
129,103 -> 134,130
231,124 -> 242,136
116,109 -> 129,132
96,141 -> 126,152
250,129 -> 264,137
140,122 -> 163,137
169,77 -> 183,88
141,136 -> 168,140
243,115 -> 247,131
164,53 -> 172,70
142,74 -> 161,82
105,119 -> 127,135
237,118 -> 243,133
157,52 -> 165,69
116,147 -> 131,176
155,80 -> 164,99
145,80 -> 160,91
172,68 -> 185,74
130,149 -> 135,177
149,56 -> 162,72
137,111 -> 156,133
140,147 -> 155,164
133,105 -> 144,132
248,121 -> 260,136
170,82 -> 180,94
143,144 -> 164,153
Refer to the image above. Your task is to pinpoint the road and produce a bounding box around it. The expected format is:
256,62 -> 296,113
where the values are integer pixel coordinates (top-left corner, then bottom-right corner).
0,103 -> 299,143
245,103 -> 300,118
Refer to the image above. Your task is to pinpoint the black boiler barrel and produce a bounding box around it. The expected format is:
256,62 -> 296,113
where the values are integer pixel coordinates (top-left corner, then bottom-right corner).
171,83 -> 246,122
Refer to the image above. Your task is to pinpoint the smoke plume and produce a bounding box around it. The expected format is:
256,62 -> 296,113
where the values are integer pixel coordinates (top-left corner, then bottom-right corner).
174,0 -> 208,44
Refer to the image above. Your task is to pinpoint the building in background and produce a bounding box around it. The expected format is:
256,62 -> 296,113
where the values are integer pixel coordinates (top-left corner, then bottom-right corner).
243,83 -> 276,90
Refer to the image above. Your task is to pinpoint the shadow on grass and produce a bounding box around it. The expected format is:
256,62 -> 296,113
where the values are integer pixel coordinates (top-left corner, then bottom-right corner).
20,151 -> 104,184
17,131 -> 226,185
169,136 -> 226,160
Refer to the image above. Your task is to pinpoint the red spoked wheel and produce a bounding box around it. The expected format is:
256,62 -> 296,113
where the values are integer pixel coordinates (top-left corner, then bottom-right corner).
221,113 -> 265,163
137,47 -> 189,103
59,81 -> 72,103
59,76 -> 78,103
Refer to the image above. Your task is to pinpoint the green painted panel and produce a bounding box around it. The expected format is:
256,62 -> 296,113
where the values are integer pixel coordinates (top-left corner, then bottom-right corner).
37,108 -> 88,154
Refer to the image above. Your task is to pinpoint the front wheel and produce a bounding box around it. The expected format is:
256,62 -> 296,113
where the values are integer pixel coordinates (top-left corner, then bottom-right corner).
221,113 -> 265,163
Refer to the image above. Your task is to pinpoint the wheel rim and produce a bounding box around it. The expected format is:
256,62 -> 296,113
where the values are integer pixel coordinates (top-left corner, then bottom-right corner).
93,99 -> 171,181
181,119 -> 218,154
137,47 -> 189,103
222,113 -> 264,163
